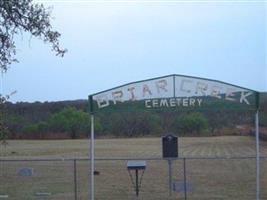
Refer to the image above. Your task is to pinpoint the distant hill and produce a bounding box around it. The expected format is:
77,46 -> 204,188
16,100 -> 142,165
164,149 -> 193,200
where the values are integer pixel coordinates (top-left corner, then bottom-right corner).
3,92 -> 267,139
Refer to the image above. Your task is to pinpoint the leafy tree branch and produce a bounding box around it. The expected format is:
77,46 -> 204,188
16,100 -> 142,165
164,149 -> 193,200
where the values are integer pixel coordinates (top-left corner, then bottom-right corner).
0,0 -> 67,71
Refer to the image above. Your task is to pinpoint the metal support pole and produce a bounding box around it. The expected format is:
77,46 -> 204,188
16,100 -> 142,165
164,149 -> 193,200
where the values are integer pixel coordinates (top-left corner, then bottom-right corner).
168,159 -> 173,196
255,111 -> 260,200
183,158 -> 187,200
90,114 -> 95,200
74,159 -> 77,200
135,169 -> 139,196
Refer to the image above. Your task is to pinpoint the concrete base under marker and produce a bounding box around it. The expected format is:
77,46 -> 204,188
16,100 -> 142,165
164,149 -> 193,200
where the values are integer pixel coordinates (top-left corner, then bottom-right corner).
0,195 -> 9,198
34,192 -> 51,197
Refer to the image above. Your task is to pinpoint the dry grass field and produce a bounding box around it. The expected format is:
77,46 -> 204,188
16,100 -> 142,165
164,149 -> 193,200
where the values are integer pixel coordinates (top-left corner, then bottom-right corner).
1,136 -> 267,159
0,136 -> 267,200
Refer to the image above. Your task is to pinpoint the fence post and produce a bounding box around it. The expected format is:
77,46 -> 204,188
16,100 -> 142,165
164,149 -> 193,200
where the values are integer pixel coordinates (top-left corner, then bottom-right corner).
168,159 -> 173,196
74,159 -> 77,200
183,158 -> 187,200
255,110 -> 260,200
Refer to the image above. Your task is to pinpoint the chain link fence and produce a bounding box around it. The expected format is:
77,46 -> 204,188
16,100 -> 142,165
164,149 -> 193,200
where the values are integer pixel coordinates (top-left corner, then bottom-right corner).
0,157 -> 266,200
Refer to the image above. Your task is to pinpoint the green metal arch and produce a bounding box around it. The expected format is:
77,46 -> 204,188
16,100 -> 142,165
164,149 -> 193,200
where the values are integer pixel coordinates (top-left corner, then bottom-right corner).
89,74 -> 260,113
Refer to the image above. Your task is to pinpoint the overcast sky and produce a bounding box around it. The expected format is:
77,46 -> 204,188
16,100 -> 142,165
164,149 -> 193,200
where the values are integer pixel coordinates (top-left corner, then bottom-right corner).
2,1 -> 266,102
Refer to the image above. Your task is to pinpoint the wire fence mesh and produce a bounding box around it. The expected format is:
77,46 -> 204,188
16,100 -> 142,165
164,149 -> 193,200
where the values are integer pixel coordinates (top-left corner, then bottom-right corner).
0,157 -> 266,200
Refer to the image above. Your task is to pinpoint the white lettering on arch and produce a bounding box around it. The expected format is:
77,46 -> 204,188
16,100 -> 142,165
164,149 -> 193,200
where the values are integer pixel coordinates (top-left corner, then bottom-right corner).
112,91 -> 123,104
156,79 -> 168,93
143,84 -> 152,97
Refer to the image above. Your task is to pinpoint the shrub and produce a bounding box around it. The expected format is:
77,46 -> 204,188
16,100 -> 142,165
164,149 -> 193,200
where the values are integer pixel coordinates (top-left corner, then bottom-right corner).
174,112 -> 209,136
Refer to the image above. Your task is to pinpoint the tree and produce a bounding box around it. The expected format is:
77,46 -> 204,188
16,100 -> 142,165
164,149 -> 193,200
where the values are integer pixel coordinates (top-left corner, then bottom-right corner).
206,111 -> 228,135
174,112 -> 209,136
22,123 -> 38,138
0,0 -> 67,71
49,107 -> 89,139
0,0 -> 66,142
102,112 -> 163,137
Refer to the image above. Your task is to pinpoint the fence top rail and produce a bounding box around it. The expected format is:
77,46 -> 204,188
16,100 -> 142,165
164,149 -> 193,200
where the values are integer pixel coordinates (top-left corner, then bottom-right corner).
0,156 -> 267,162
